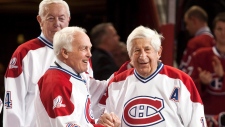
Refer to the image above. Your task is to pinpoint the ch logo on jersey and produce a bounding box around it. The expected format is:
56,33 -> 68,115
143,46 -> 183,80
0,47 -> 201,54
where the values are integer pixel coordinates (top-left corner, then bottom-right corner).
9,57 -> 18,69
123,96 -> 165,126
53,96 -> 66,109
210,78 -> 223,90
85,96 -> 94,123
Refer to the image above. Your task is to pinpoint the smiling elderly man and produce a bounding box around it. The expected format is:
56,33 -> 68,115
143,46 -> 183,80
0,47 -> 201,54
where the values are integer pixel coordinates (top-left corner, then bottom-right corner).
99,25 -> 206,127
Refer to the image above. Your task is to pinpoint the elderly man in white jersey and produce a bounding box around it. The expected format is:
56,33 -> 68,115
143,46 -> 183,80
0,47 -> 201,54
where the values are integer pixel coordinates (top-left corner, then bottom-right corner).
3,0 -> 107,126
99,26 -> 207,127
3,0 -> 91,126
35,26 -> 120,127
3,0 -> 70,126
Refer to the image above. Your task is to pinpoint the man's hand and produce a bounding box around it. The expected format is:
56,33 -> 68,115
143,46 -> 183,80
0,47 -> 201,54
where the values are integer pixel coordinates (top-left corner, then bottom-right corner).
198,67 -> 212,85
212,56 -> 224,78
97,112 -> 121,127
110,112 -> 121,127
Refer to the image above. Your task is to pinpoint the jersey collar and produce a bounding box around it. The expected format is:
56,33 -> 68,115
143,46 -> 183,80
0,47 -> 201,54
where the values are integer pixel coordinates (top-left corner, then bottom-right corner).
37,33 -> 53,49
49,59 -> 85,83
134,62 -> 164,83
195,26 -> 213,37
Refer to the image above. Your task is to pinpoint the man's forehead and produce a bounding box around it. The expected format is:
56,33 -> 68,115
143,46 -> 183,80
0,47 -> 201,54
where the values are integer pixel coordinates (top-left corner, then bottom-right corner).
44,4 -> 68,16
45,13 -> 66,17
132,39 -> 151,46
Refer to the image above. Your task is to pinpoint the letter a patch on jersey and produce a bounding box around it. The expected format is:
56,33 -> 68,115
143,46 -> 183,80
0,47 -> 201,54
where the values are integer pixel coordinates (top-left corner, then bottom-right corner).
170,87 -> 180,102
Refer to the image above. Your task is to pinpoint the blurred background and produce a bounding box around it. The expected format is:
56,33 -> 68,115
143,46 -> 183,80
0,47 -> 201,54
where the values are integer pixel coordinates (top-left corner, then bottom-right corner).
0,0 -> 225,126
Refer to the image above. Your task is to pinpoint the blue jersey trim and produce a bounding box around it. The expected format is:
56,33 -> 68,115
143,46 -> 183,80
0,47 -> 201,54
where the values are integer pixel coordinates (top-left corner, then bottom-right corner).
38,36 -> 53,49
134,62 -> 164,83
49,66 -> 86,84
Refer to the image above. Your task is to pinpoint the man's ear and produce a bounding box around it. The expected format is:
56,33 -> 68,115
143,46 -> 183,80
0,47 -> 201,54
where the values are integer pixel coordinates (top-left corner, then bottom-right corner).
37,15 -> 43,27
157,46 -> 163,59
61,48 -> 69,59
68,16 -> 71,22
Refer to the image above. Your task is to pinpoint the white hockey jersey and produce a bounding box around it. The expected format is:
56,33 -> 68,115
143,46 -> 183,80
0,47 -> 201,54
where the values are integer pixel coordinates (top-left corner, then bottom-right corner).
35,60 -> 103,127
0,98 -> 2,114
100,63 -> 207,127
3,34 -> 93,127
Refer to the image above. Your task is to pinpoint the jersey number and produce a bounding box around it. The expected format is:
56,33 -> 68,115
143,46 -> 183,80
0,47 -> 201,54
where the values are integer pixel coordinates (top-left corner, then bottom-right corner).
5,91 -> 12,108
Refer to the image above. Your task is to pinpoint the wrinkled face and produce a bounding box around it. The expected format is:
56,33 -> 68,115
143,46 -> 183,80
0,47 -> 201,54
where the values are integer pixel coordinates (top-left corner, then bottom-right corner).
214,21 -> 225,45
104,26 -> 120,51
184,15 -> 196,36
38,3 -> 70,42
67,33 -> 92,74
130,38 -> 162,78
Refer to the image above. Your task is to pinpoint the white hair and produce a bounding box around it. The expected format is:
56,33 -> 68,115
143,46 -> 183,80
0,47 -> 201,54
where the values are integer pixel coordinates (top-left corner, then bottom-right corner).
53,26 -> 87,56
126,26 -> 164,57
38,0 -> 70,18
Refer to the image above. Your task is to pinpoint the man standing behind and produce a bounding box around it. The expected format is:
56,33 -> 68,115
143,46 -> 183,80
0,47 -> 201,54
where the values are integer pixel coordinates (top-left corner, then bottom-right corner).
90,23 -> 120,80
3,0 -> 70,126
179,5 -> 214,74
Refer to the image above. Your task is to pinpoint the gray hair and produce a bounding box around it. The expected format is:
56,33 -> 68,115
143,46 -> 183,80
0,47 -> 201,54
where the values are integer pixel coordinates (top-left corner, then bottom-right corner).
126,26 -> 163,57
53,26 -> 87,56
38,0 -> 70,18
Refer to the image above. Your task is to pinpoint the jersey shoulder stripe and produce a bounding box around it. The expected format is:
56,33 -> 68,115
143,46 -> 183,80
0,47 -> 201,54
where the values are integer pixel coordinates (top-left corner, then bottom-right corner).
109,68 -> 134,85
49,66 -> 85,83
160,65 -> 203,104
38,68 -> 74,118
5,37 -> 50,78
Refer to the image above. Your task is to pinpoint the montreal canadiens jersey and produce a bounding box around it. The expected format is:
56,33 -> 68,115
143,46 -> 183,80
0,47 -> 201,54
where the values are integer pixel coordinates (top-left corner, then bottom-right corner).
3,34 -> 94,127
35,60 -> 103,127
179,27 -> 214,74
189,46 -> 225,115
100,63 -> 206,127
4,35 -> 55,127
0,98 -> 2,114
